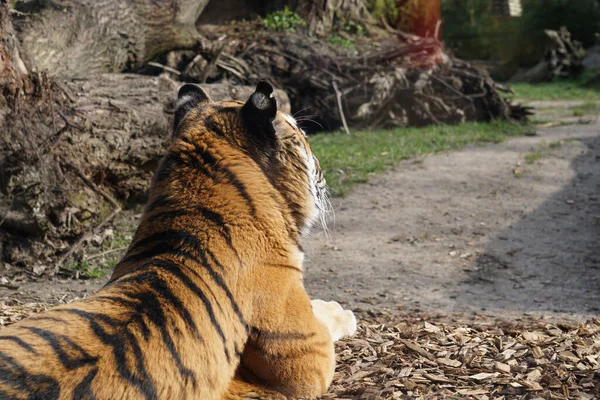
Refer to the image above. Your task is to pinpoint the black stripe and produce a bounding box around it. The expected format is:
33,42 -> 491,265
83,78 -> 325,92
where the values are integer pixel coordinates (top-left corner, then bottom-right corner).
250,327 -> 316,341
139,260 -> 232,363
148,206 -> 242,268
72,367 -> 98,400
23,327 -> 98,370
173,140 -> 214,179
58,309 -> 157,400
285,120 -> 296,130
93,295 -> 152,340
155,152 -> 186,182
146,195 -> 176,212
143,204 -> 242,267
212,105 -> 241,114
96,280 -> 197,383
124,229 -> 203,261
185,140 -> 259,218
26,316 -> 69,325
264,263 -> 302,273
121,232 -> 200,265
118,272 -> 200,339
204,117 -> 227,139
0,336 -> 37,354
0,352 -> 60,399
120,231 -> 246,331
55,308 -> 118,328
196,206 -> 242,264
146,209 -> 190,223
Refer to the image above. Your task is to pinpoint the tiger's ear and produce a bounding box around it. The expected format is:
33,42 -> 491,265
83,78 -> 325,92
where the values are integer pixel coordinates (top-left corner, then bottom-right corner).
241,81 -> 277,142
174,84 -> 211,130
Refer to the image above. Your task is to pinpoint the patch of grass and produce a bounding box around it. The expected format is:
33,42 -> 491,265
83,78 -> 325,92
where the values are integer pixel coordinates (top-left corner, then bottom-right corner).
262,7 -> 306,32
571,100 -> 599,116
328,35 -> 355,48
524,151 -> 542,164
338,19 -> 366,36
509,81 -> 600,102
66,231 -> 131,279
68,261 -> 106,279
310,121 -> 530,197
548,141 -> 563,149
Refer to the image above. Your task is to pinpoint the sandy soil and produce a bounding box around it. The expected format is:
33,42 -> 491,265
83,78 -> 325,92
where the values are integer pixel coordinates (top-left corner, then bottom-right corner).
2,109 -> 599,323
305,119 -> 599,322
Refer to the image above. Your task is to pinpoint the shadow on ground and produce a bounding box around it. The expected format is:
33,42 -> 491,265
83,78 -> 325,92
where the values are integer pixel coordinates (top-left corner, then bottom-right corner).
458,135 -> 600,315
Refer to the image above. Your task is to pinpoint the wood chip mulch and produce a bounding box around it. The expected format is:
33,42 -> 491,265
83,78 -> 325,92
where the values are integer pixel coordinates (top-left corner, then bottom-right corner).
1,298 -> 598,399
329,315 -> 599,399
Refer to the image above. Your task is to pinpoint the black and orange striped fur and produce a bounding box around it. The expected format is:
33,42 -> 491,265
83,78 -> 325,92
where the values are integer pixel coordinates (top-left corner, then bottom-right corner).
0,82 -> 357,399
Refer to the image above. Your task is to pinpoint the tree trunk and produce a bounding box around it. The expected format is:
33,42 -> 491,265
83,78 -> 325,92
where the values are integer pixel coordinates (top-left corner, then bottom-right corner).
11,0 -> 209,76
0,0 -> 29,126
397,0 -> 441,38
296,0 -> 372,36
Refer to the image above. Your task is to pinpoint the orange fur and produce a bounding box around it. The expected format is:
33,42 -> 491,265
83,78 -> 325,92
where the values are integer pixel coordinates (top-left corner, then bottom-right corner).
0,83 -> 350,399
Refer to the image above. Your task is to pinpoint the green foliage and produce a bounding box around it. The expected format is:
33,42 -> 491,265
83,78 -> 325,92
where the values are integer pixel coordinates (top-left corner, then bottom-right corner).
442,0 -> 600,65
262,7 -> 306,33
338,19 -> 366,36
521,0 -> 600,49
310,121 -> 530,197
69,261 -> 106,279
368,0 -> 399,25
442,0 -> 519,60
328,35 -> 355,48
66,231 -> 131,279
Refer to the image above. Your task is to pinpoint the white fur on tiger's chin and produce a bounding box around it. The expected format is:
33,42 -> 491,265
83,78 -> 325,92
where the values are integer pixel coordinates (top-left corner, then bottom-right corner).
282,113 -> 330,238
310,299 -> 357,342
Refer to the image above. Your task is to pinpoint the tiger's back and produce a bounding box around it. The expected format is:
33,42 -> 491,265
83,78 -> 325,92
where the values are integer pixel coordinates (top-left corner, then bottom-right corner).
0,82 -> 356,400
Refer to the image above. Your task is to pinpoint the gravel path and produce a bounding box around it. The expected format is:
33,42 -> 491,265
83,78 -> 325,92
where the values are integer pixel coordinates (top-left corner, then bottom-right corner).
305,119 -> 600,322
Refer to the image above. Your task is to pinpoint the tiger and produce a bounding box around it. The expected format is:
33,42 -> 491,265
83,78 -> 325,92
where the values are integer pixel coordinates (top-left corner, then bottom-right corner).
0,81 -> 357,399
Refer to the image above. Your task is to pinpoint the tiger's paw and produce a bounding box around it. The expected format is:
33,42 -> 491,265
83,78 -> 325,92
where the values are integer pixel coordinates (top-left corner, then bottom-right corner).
310,299 -> 357,342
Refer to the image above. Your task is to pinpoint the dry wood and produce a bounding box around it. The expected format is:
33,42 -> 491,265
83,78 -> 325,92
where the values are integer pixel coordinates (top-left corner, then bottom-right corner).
11,0 -> 209,76
55,207 -> 121,270
196,23 -> 530,130
83,246 -> 128,262
200,44 -> 226,84
55,162 -> 122,268
62,162 -> 121,210
1,299 -> 598,399
332,80 -> 350,135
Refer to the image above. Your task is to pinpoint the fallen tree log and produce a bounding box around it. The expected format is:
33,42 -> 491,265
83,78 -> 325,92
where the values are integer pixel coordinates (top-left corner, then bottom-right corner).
1,73 -> 289,269
10,0 -> 209,76
510,27 -> 585,83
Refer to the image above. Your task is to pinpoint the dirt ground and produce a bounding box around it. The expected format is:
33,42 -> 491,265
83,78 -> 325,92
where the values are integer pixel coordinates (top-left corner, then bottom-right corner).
1,104 -> 599,325
305,117 -> 600,322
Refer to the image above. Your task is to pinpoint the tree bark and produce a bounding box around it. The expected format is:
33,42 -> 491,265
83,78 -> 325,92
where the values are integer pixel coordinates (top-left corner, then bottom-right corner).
397,0 -> 441,38
11,0 -> 209,76
0,0 -> 29,126
296,0 -> 372,36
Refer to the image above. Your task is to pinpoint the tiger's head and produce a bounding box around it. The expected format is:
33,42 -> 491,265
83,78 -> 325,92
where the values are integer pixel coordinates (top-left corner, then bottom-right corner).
172,82 -> 330,238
